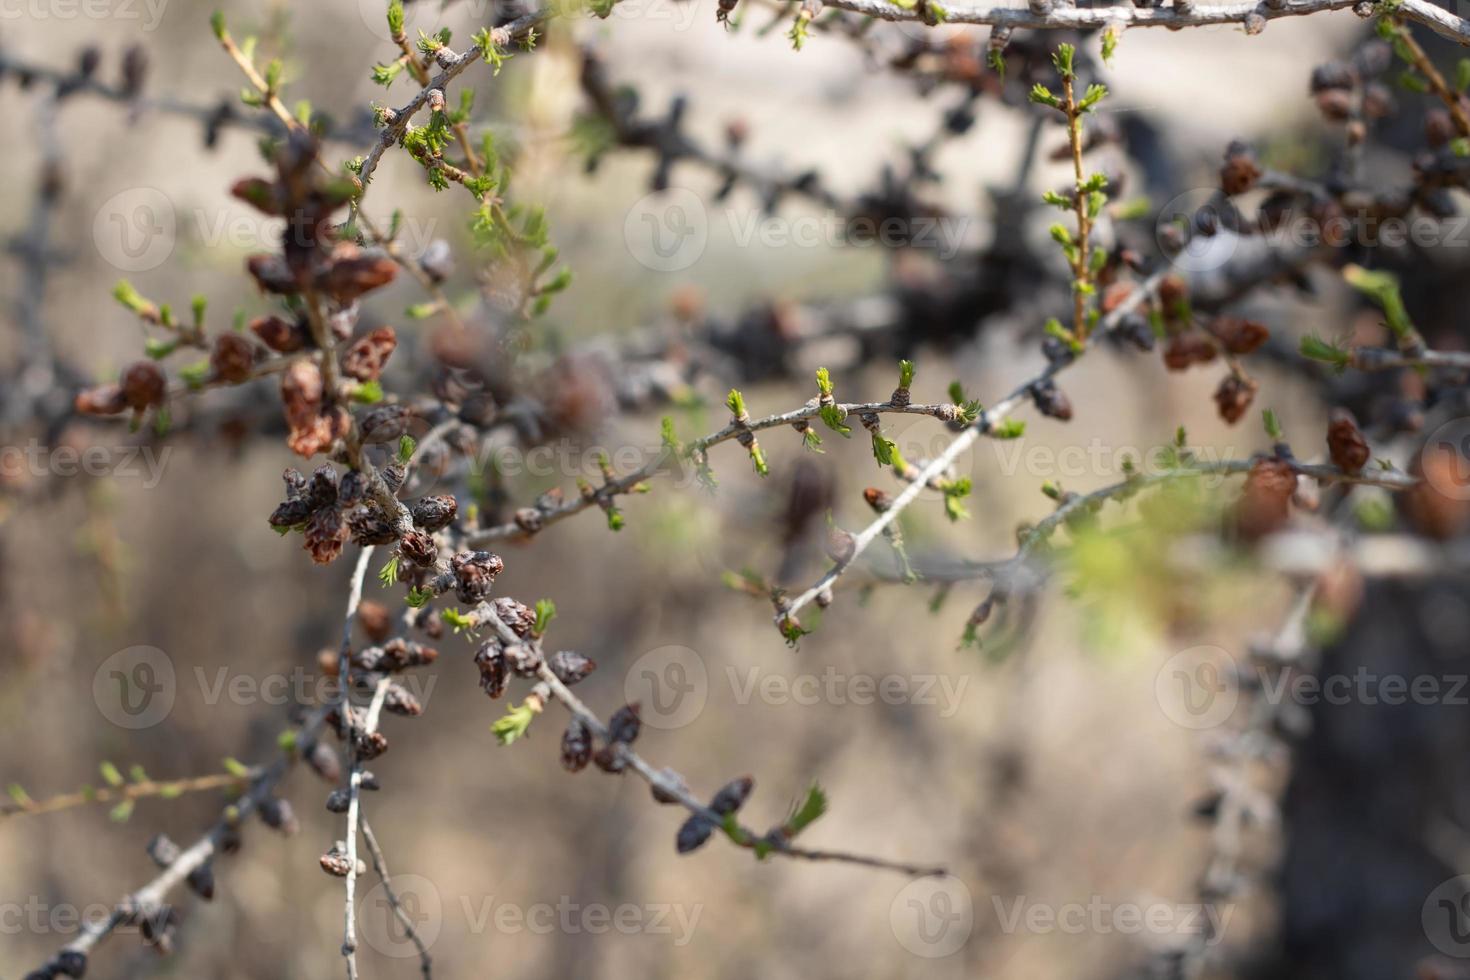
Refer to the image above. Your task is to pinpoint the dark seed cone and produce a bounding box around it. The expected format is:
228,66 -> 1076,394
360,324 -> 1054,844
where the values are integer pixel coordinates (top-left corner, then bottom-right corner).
607,703 -> 642,744
451,551 -> 504,604
400,529 -> 439,567
1213,374 -> 1258,426
549,651 -> 596,686
710,775 -> 754,815
258,797 -> 299,835
186,862 -> 215,901
593,745 -> 627,773
340,326 -> 397,382
676,814 -> 716,853
412,494 -> 459,532
1326,409 -> 1370,474
561,718 -> 592,772
476,642 -> 510,699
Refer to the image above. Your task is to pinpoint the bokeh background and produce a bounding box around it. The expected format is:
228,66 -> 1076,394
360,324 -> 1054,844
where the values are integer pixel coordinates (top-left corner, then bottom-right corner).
3,2 -> 1463,979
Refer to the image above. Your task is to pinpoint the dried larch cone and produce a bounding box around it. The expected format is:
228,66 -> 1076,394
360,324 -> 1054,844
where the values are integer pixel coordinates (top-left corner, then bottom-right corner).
493,597 -> 536,636
561,718 -> 592,772
281,359 -> 347,458
210,333 -> 258,384
548,651 -> 596,686
400,529 -> 438,567
475,642 -> 509,699
676,814 -> 716,853
341,326 -> 397,382
1219,140 -> 1262,196
709,775 -> 754,815
1209,316 -> 1270,355
1326,409 -> 1370,474
1214,374 -> 1258,425
74,381 -> 128,416
1234,458 -> 1297,540
607,702 -> 642,744
412,494 -> 458,532
1163,334 -> 1218,371
304,506 -> 348,564
120,361 -> 166,410
249,314 -> 308,353
1030,379 -> 1073,421
451,551 -> 504,604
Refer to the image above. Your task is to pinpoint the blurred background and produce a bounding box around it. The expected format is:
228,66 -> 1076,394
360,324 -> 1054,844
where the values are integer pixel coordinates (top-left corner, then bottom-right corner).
4,1 -> 1469,978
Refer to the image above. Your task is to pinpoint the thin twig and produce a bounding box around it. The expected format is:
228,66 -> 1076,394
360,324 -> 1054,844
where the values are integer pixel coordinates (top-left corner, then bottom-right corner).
464,401 -> 958,547
342,677 -> 392,980
818,0 -> 1468,45
1,770 -> 256,819
1388,17 -> 1470,137
1350,346 -> 1470,371
779,270 -> 1169,628
356,10 -> 550,199
360,818 -> 435,979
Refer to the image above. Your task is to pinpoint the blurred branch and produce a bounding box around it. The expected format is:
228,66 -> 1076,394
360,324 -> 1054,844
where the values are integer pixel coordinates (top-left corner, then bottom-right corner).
817,0 -> 1468,44
1,768 -> 257,820
28,713 -> 327,976
26,533 -> 376,977
464,399 -> 961,546
0,47 -> 377,148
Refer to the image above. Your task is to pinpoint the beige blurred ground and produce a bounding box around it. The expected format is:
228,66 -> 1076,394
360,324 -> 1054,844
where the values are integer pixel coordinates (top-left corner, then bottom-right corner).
0,2 -> 1359,977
